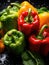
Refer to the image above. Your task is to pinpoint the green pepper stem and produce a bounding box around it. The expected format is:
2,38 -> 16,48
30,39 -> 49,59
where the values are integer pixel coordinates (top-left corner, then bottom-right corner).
28,8 -> 32,21
27,8 -> 33,23
39,24 -> 48,35
6,6 -> 11,14
11,3 -> 21,9
8,33 -> 16,43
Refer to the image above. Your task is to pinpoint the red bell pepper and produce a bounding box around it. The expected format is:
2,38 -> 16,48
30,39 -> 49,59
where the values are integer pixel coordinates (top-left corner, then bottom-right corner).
28,24 -> 49,56
28,35 -> 41,52
43,28 -> 49,37
18,8 -> 39,36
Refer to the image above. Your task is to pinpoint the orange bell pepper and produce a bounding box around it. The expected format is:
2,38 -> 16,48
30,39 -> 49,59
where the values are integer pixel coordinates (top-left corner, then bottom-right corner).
0,39 -> 5,53
39,12 -> 49,28
18,1 -> 38,16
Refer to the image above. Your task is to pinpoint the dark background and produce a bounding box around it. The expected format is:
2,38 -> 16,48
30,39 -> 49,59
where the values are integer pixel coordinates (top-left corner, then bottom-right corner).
0,0 -> 49,11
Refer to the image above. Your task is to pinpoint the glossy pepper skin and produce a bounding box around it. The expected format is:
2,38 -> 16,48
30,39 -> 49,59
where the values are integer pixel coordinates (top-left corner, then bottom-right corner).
18,1 -> 38,16
43,28 -> 49,37
28,25 -> 49,56
38,7 -> 49,28
40,37 -> 49,56
0,2 -> 20,33
39,12 -> 49,28
28,35 -> 41,52
18,10 -> 39,36
3,29 -> 25,55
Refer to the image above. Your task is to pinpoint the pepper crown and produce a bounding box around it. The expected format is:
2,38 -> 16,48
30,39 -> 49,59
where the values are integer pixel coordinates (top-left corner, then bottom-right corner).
25,8 -> 34,23
36,24 -> 48,40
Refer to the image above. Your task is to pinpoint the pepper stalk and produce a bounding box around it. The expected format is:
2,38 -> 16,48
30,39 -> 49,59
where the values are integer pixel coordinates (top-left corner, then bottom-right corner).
37,24 -> 48,39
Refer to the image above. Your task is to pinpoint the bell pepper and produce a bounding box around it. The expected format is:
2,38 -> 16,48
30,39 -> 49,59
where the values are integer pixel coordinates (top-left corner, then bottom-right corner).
3,29 -> 25,55
39,12 -> 49,28
18,1 -> 38,16
38,7 -> 49,28
0,22 -> 4,38
0,39 -> 5,53
43,28 -> 49,37
18,8 -> 39,36
0,2 -> 21,33
28,24 -> 49,56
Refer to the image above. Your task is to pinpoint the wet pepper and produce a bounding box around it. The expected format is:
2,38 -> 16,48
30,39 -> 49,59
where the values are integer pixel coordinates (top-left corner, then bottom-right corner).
18,8 -> 39,36
3,29 -> 25,55
28,24 -> 49,56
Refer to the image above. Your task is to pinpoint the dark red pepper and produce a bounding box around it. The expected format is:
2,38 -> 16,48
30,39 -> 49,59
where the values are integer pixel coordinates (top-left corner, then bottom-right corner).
28,24 -> 49,56
18,8 -> 39,36
40,37 -> 49,56
28,35 -> 41,52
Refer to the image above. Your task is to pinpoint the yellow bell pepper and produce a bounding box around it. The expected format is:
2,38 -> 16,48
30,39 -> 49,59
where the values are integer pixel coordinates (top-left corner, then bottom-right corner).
39,12 -> 49,28
18,1 -> 38,16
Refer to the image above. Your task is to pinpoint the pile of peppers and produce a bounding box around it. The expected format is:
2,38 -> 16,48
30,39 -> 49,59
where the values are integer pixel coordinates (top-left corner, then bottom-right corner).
18,6 -> 49,56
0,1 -> 49,56
17,2 -> 49,56
28,24 -> 49,56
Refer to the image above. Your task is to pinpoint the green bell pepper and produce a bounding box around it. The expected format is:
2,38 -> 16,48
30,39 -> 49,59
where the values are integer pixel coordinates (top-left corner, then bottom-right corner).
3,29 -> 25,55
0,2 -> 21,32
